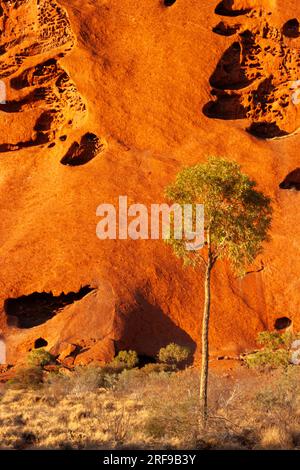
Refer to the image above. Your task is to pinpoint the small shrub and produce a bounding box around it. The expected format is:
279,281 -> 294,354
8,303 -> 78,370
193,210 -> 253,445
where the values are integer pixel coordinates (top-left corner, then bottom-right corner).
74,366 -> 106,387
115,368 -> 146,391
27,348 -> 54,367
245,349 -> 289,369
158,343 -> 191,366
244,330 -> 299,370
257,331 -> 294,350
111,350 -> 139,370
102,372 -> 119,389
42,365 -> 118,399
46,365 -> 119,396
66,366 -> 106,394
9,366 -> 43,389
116,364 -> 177,393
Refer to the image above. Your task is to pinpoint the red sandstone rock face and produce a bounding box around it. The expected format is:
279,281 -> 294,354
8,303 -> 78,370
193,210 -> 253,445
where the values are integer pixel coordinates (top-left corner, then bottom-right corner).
1,0 -> 300,365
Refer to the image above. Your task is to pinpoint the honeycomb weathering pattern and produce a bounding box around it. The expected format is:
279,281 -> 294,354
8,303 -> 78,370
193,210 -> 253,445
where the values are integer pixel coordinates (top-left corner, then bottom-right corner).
219,0 -> 277,10
0,0 -> 87,150
205,2 -> 300,139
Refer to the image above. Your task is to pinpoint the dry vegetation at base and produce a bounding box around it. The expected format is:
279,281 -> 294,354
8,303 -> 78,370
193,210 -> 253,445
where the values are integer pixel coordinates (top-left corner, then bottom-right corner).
1,365 -> 300,450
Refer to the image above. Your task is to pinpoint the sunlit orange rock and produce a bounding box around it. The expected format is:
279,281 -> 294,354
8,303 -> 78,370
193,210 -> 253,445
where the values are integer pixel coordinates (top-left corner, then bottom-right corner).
1,0 -> 300,365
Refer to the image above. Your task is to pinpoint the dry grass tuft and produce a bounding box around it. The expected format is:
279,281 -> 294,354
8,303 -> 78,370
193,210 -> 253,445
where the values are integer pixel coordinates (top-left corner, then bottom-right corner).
260,426 -> 293,449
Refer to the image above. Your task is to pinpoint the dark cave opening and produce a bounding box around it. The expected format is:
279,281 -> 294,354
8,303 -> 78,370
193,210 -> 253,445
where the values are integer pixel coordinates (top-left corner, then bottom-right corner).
247,122 -> 288,139
164,0 -> 176,6
5,286 -> 94,329
60,133 -> 103,166
203,90 -> 247,120
279,168 -> 300,191
34,337 -> 48,349
283,19 -> 300,38
274,317 -> 292,331
209,42 -> 253,91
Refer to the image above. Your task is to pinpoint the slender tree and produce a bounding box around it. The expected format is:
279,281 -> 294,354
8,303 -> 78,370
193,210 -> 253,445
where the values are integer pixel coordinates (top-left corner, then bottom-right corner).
165,157 -> 272,426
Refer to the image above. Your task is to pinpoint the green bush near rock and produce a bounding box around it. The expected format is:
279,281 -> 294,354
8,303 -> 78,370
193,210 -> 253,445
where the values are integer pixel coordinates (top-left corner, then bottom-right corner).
244,331 -> 299,369
245,349 -> 290,369
110,350 -> 139,370
158,343 -> 191,366
27,348 -> 55,367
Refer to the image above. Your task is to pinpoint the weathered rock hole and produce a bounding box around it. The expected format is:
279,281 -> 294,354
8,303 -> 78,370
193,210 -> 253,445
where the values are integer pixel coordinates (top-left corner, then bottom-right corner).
0,88 -> 48,114
283,19 -> 300,38
247,122 -> 288,139
274,317 -> 292,330
279,168 -> 300,191
215,1 -> 251,17
250,77 -> 275,106
34,338 -> 48,349
5,286 -> 94,329
209,42 -> 253,90
61,133 -> 105,166
203,90 -> 247,119
164,0 -> 176,6
34,111 -> 55,132
10,59 -> 58,90
213,21 -> 240,36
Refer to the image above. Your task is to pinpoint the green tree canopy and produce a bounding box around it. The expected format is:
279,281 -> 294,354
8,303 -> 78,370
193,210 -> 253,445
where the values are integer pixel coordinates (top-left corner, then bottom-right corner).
165,157 -> 272,273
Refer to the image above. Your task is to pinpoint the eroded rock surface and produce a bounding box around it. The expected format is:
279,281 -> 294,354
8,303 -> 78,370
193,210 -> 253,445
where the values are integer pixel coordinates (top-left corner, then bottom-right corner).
206,4 -> 300,138
1,0 -> 300,366
0,0 -> 86,151
61,133 -> 105,166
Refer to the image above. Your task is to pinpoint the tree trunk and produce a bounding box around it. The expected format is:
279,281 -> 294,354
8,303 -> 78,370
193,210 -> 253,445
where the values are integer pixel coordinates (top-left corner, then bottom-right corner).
199,250 -> 212,428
